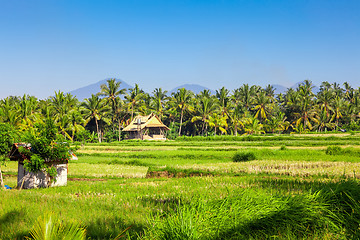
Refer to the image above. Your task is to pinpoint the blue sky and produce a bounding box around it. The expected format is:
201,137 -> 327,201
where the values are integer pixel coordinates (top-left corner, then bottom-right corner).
0,0 -> 359,99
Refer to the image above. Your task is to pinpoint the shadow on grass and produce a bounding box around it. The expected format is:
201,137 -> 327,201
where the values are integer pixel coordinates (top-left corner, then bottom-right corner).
139,195 -> 185,217
248,176 -> 360,238
85,216 -> 146,240
0,210 -> 29,239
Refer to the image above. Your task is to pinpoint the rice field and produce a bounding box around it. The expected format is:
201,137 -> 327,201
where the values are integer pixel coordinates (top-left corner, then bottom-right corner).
1,133 -> 360,239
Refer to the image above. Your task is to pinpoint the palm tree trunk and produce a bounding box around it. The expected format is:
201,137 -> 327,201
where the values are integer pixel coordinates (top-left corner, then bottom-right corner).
118,119 -> 121,141
201,119 -> 206,136
95,118 -> 101,143
178,108 -> 184,136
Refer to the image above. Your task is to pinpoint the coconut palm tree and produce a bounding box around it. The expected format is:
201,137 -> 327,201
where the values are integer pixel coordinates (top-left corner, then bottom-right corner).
208,112 -> 228,136
191,96 -> 218,136
331,96 -> 346,129
253,90 -> 271,123
125,84 -> 145,121
243,115 -> 265,135
100,78 -> 126,119
151,88 -> 168,119
228,104 -> 245,136
172,88 -> 194,136
216,87 -> 230,117
313,108 -> 336,132
81,94 -> 110,143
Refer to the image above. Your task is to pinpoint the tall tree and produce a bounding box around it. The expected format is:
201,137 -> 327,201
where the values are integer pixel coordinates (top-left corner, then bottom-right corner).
151,88 -> 168,119
172,88 -> 194,136
81,94 -> 110,143
125,84 -> 145,121
191,95 -> 218,136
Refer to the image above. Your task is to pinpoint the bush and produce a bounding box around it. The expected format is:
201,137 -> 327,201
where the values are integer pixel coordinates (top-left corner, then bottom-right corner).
233,151 -> 256,162
280,145 -> 287,151
325,146 -> 343,155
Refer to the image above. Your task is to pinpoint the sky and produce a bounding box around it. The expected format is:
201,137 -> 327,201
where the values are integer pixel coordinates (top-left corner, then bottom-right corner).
0,0 -> 359,99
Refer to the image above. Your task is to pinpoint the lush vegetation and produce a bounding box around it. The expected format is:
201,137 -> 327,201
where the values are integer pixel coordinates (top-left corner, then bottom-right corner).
1,79 -> 360,144
2,135 -> 360,239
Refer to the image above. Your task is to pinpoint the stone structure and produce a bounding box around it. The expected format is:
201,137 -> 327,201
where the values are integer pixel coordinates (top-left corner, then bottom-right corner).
9,143 -> 68,189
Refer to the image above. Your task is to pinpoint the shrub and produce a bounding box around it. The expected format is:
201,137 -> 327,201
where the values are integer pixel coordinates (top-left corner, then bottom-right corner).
233,151 -> 256,162
280,145 -> 287,151
325,146 -> 343,155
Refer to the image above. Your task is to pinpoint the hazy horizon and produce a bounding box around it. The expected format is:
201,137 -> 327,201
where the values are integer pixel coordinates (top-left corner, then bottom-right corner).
1,0 -> 359,99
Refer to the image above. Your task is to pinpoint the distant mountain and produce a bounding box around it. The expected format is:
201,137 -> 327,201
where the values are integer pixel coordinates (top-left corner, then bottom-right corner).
271,84 -> 288,95
170,84 -> 215,94
291,81 -> 320,93
69,78 -> 132,101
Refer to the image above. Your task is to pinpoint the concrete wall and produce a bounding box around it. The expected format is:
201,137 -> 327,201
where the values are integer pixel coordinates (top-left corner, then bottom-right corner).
17,162 -> 68,189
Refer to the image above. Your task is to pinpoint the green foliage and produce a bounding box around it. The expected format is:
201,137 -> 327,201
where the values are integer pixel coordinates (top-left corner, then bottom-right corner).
325,146 -> 343,155
0,123 -> 18,157
144,188 -> 346,240
23,154 -> 44,174
233,151 -> 256,162
27,213 -> 86,240
280,145 -> 288,150
20,120 -> 73,180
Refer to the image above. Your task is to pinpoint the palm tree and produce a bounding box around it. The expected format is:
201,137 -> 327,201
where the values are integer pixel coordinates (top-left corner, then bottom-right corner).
0,97 -> 21,127
191,96 -> 218,136
50,91 -> 78,138
294,81 -> 316,131
81,94 -> 110,143
100,79 -> 126,139
317,88 -> 334,118
172,88 -> 194,136
208,112 -> 228,136
243,115 -> 265,135
151,88 -> 168,119
100,78 -> 126,119
125,84 -> 145,121
216,87 -> 230,117
253,91 -> 271,123
228,104 -> 245,136
238,84 -> 254,111
66,109 -> 85,141
265,112 -> 289,134
331,96 -> 345,129
313,108 -> 336,132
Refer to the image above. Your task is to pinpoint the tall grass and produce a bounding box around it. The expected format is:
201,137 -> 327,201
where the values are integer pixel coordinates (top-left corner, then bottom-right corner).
144,180 -> 360,240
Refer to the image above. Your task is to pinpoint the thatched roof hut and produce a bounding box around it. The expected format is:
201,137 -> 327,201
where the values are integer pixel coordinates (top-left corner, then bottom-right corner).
123,113 -> 170,140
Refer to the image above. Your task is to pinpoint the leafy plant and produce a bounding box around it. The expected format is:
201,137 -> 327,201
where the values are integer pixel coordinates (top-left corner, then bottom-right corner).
233,151 -> 256,162
20,119 -> 74,184
26,213 -> 86,240
0,123 -> 18,187
325,146 -> 343,155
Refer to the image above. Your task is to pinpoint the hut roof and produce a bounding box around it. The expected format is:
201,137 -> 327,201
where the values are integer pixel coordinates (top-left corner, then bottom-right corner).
9,143 -> 31,161
123,113 -> 170,132
8,143 -> 72,162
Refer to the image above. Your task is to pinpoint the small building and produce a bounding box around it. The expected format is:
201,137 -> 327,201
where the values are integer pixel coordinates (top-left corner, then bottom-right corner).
9,143 -> 68,189
123,113 -> 170,140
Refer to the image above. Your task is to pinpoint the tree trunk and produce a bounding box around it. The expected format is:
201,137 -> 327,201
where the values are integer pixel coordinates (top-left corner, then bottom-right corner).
118,119 -> 121,141
178,108 -> 184,136
95,118 -> 101,143
0,167 -> 4,188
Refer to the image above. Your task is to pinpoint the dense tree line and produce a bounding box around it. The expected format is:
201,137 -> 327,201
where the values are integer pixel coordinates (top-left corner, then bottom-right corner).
1,79 -> 360,142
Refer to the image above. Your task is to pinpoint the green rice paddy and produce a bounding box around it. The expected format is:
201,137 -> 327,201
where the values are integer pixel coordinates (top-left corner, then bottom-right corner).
1,134 -> 360,239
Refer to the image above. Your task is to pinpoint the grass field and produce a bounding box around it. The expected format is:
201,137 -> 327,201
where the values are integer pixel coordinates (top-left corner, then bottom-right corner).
1,133 -> 360,239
